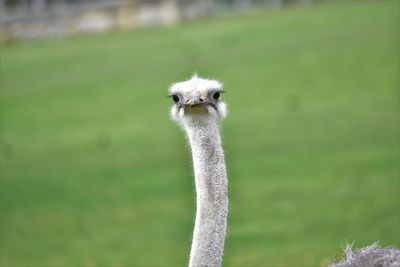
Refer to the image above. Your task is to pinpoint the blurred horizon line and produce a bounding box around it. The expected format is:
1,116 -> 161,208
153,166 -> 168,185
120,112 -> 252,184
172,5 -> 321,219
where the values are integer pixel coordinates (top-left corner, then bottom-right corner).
0,0 -> 316,43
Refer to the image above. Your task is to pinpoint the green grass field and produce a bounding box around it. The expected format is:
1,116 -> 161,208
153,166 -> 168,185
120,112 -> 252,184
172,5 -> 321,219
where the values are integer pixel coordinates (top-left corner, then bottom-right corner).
1,1 -> 399,266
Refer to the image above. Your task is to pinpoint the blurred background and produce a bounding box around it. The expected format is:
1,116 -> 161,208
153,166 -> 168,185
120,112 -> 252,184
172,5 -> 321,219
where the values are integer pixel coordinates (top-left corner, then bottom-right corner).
0,0 -> 399,266
1,0 -> 311,42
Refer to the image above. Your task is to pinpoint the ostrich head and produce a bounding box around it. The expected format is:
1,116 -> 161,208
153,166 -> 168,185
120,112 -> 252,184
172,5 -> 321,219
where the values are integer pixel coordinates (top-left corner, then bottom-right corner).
169,75 -> 227,125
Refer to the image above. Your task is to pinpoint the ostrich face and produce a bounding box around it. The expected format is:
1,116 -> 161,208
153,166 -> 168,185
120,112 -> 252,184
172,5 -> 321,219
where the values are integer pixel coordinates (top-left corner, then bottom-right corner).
169,75 -> 227,123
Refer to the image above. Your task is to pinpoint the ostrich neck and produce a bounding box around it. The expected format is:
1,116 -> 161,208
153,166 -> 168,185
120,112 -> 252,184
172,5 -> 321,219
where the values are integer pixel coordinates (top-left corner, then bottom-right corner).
184,119 -> 228,267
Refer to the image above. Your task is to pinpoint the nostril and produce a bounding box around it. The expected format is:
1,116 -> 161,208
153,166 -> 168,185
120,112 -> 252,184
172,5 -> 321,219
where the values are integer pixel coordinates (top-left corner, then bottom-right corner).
199,98 -> 203,102
186,100 -> 189,103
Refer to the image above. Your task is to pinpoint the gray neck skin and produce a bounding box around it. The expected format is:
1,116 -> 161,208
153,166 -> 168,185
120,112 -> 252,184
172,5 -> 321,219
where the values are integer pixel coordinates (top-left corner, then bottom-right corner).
183,118 -> 228,267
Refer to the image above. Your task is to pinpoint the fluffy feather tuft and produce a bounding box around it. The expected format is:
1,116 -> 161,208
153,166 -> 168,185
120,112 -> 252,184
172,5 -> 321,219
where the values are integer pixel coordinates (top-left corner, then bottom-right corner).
329,243 -> 400,267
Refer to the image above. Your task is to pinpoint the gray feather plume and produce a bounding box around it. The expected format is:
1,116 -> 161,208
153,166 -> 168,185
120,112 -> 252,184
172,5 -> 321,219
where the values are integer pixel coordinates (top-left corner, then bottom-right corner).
329,243 -> 400,267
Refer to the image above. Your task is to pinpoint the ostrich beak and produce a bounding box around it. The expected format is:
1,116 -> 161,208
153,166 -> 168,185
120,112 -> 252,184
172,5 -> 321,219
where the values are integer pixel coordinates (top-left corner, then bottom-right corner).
185,98 -> 205,107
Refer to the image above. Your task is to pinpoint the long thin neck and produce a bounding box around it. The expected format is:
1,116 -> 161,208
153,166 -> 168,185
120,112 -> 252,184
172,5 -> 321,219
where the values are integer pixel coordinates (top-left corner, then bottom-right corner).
184,119 -> 228,267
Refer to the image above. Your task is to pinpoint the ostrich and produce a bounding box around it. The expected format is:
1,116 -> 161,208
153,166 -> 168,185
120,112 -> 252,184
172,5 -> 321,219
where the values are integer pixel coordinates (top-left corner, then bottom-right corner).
168,75 -> 400,267
169,75 -> 227,267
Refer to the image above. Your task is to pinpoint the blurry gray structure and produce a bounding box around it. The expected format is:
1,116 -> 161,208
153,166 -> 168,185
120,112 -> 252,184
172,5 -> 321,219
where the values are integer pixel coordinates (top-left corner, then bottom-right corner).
0,0 -> 313,42
329,243 -> 400,267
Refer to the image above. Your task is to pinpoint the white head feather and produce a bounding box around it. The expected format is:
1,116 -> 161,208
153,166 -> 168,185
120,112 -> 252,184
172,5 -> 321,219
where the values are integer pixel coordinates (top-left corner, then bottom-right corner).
168,75 -> 227,125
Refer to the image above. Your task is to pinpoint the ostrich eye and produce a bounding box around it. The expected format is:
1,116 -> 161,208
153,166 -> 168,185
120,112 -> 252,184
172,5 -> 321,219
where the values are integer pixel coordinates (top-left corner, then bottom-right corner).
172,95 -> 180,103
212,92 -> 220,100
